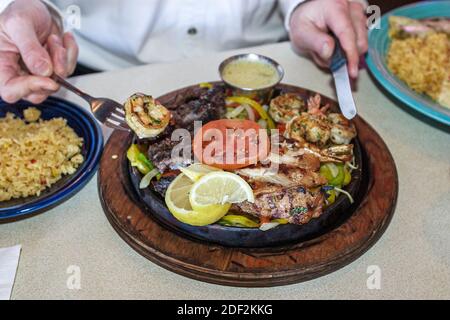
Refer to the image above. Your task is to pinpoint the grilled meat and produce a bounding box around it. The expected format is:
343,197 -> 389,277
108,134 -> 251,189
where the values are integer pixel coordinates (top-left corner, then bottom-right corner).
147,137 -> 192,172
169,85 -> 226,131
236,164 -> 326,188
232,184 -> 325,225
147,85 -> 226,172
151,170 -> 178,197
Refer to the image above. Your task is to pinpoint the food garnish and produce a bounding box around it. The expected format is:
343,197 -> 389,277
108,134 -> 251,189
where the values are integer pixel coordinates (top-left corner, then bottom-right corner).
179,163 -> 221,182
124,93 -> 171,139
164,173 -> 231,226
189,171 -> 255,208
193,119 -> 270,170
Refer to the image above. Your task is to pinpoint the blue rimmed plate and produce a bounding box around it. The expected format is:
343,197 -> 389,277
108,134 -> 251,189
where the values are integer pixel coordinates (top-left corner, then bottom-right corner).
366,1 -> 450,126
0,97 -> 103,221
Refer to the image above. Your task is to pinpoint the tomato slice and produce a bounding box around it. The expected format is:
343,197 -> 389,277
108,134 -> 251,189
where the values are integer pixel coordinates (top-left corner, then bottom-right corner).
193,119 -> 270,170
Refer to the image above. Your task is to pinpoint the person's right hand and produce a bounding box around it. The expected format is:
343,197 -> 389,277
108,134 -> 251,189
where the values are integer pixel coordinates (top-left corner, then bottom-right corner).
0,0 -> 78,104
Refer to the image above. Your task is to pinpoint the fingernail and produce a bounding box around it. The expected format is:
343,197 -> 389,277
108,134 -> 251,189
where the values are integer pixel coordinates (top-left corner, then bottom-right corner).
34,59 -> 52,76
321,42 -> 332,60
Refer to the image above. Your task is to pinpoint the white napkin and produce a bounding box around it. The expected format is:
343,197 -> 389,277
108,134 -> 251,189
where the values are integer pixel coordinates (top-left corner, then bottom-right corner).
0,245 -> 21,300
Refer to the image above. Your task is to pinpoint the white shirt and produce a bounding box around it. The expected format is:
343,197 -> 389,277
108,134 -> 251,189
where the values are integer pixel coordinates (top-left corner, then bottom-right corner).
50,0 -> 304,71
0,0 -> 366,71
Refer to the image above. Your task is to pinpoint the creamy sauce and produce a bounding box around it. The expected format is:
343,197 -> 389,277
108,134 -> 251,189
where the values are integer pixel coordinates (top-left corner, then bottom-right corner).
222,59 -> 279,89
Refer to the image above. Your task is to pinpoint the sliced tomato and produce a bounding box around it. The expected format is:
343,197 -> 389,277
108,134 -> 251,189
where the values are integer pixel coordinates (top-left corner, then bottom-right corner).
193,119 -> 270,170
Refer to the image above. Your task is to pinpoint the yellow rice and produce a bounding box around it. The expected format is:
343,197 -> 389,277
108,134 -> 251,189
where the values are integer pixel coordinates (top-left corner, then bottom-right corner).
387,32 -> 450,107
0,108 -> 84,202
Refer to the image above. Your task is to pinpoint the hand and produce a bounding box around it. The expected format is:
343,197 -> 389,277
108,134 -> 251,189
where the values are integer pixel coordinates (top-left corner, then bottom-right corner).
289,0 -> 368,78
0,0 -> 78,104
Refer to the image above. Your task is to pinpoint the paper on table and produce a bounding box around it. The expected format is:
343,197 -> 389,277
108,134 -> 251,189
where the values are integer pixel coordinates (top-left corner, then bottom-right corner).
0,245 -> 21,300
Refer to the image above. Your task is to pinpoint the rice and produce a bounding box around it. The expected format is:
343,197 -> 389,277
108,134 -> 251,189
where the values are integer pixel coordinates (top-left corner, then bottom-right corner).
0,107 -> 84,202
387,32 -> 450,107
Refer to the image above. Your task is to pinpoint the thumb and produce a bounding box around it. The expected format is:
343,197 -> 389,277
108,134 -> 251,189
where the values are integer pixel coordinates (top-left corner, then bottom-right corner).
291,22 -> 335,61
8,21 -> 53,76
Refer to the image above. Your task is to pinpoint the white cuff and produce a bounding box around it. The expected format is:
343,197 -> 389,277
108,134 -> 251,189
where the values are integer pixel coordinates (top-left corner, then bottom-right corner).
0,0 -> 14,13
283,0 -> 306,32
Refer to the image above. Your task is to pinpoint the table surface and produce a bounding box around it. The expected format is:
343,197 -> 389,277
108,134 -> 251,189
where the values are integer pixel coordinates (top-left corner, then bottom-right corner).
1,42 -> 449,300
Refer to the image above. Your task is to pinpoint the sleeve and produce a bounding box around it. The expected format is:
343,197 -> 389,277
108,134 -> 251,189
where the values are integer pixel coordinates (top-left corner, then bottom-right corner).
278,0 -> 306,32
280,0 -> 369,32
0,0 -> 64,32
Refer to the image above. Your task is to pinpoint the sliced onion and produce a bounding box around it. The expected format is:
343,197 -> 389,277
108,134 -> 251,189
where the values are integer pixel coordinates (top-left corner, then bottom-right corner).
328,163 -> 339,178
334,186 -> 354,204
243,104 -> 255,121
225,105 -> 245,119
259,222 -> 280,231
139,168 -> 159,189
257,119 -> 267,129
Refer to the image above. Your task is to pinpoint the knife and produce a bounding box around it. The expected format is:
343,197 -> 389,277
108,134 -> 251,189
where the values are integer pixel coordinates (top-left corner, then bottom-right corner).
330,35 -> 357,120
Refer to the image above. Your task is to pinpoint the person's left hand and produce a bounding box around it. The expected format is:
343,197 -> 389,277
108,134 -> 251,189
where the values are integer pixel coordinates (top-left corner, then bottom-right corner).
288,0 -> 368,78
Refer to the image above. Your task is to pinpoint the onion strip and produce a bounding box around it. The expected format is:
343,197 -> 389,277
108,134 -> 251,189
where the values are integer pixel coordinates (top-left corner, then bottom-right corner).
139,168 -> 159,189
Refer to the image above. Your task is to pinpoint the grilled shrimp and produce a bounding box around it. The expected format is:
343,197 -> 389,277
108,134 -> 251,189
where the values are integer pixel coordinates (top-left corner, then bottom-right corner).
285,113 -> 331,146
327,113 -> 357,145
306,93 -> 330,115
124,93 -> 171,139
269,93 -> 305,123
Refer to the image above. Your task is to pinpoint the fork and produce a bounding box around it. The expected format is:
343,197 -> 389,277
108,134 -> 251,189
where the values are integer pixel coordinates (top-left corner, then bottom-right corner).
52,74 -> 129,131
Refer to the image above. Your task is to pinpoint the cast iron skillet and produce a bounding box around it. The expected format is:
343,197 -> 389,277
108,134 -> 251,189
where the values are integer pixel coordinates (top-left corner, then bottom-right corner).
127,84 -> 364,247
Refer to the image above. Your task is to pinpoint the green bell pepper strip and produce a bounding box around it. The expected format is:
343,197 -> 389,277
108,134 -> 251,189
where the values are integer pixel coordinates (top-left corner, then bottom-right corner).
320,163 -> 345,187
127,144 -> 161,179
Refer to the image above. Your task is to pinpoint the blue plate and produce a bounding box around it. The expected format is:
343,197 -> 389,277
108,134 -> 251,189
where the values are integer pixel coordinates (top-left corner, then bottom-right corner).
366,1 -> 450,126
0,97 -> 103,221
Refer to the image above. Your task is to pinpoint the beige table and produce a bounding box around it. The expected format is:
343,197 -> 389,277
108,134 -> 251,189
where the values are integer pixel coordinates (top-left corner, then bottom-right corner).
1,42 -> 449,299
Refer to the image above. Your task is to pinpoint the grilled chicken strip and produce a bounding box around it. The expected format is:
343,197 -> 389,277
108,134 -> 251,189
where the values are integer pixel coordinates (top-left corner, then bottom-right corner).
236,165 -> 326,188
232,184 -> 325,225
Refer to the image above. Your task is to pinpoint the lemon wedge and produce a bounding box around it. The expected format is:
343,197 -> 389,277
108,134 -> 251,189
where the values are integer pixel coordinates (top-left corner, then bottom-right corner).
179,163 -> 221,182
165,173 -> 230,226
189,172 -> 254,212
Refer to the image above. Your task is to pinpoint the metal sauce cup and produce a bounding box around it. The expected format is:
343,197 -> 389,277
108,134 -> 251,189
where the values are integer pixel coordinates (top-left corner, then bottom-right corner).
219,53 -> 284,105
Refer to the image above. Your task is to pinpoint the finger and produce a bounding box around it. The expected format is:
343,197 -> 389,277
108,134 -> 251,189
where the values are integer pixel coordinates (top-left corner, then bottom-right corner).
23,89 -> 54,104
325,1 -> 359,78
290,21 -> 335,61
0,75 -> 58,103
310,52 -> 330,69
63,32 -> 78,75
6,19 -> 53,76
349,2 -> 368,55
47,34 -> 68,77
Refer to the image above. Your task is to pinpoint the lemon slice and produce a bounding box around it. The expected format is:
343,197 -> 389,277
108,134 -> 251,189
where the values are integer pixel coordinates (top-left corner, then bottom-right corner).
179,163 -> 221,182
165,173 -> 230,226
189,172 -> 254,211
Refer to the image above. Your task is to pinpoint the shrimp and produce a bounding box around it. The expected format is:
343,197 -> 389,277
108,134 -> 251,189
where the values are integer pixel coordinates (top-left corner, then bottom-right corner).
285,113 -> 331,146
269,93 -> 305,123
327,113 -> 357,145
124,93 -> 171,139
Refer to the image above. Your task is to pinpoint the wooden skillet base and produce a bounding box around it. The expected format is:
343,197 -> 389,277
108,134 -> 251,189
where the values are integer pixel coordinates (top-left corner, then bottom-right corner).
98,90 -> 398,287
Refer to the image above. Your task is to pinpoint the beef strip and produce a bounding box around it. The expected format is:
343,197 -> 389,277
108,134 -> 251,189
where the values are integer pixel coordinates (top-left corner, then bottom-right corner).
147,85 -> 226,173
